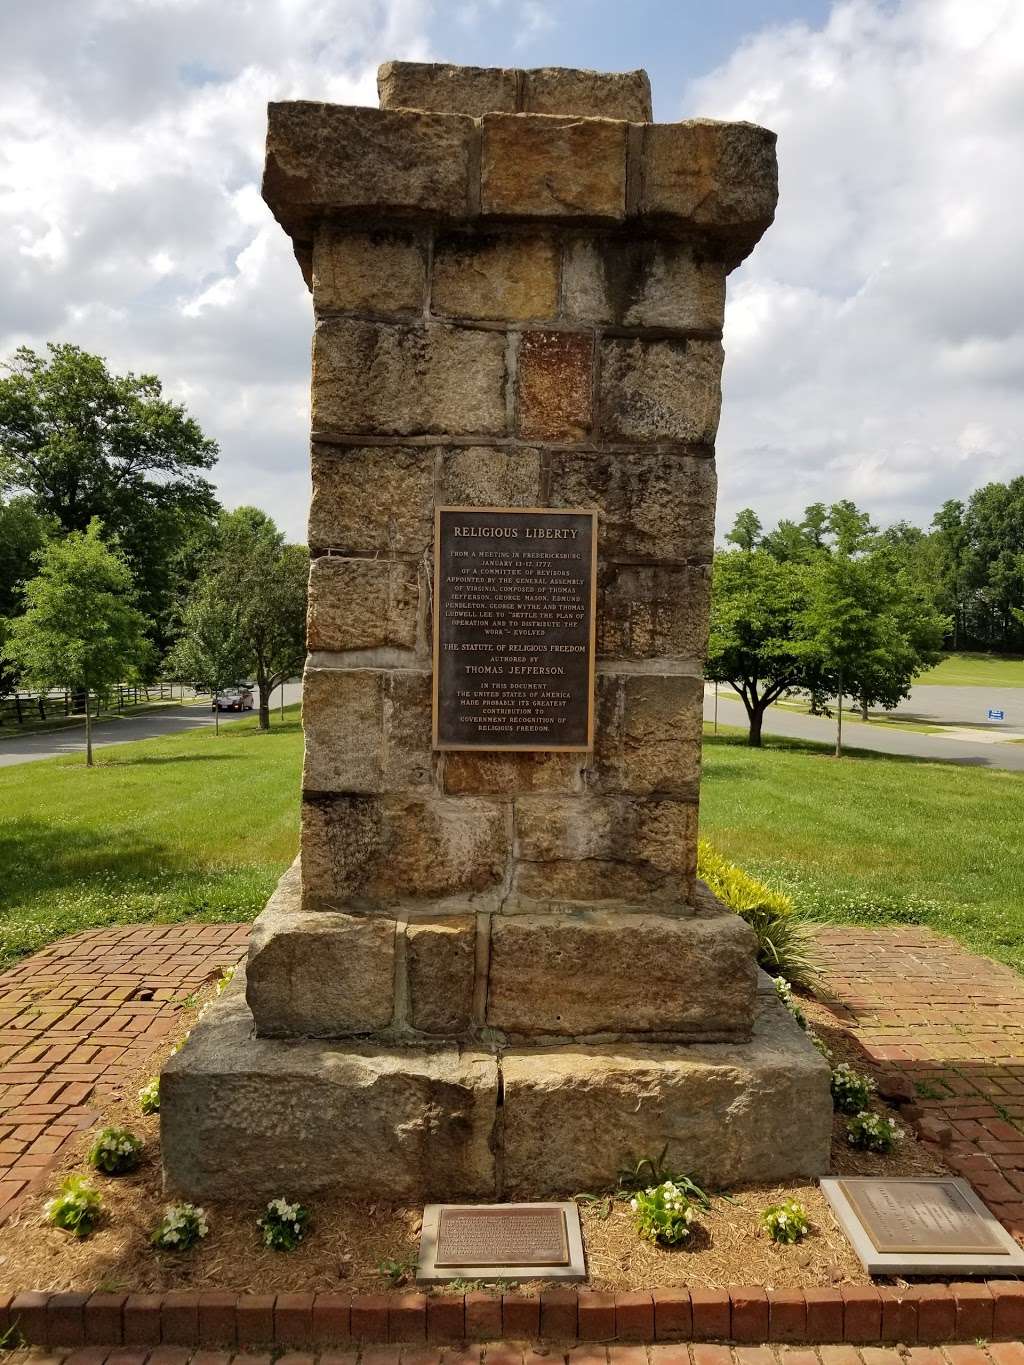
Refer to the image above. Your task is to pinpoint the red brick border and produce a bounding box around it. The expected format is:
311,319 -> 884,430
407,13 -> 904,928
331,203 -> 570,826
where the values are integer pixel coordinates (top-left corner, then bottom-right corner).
4,1284 -> 1024,1351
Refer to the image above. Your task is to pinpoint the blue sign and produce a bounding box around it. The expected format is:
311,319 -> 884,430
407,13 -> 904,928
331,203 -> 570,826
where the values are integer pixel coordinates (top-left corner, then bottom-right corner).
987,708 -> 1005,721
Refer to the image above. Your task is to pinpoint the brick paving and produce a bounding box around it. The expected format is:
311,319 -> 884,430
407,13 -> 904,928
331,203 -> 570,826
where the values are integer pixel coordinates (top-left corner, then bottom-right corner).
0,924 -> 250,1225
815,927 -> 1024,1241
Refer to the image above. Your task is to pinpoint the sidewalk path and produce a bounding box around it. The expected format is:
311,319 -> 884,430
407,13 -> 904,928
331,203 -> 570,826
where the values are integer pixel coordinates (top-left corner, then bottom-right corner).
0,923 -> 250,1223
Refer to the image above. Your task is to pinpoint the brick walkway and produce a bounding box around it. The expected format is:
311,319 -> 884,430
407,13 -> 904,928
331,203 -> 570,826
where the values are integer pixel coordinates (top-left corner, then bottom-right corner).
816,927 -> 1024,1240
0,924 -> 250,1225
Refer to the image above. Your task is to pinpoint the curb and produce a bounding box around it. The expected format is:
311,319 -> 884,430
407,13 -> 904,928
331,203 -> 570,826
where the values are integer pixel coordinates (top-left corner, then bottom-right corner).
3,1283 -> 1024,1350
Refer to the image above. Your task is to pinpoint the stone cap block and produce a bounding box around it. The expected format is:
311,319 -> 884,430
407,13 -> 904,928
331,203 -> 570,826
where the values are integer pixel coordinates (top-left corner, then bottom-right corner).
378,61 -> 652,122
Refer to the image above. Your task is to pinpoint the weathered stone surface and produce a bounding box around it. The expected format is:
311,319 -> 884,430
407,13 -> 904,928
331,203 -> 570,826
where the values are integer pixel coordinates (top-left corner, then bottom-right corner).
591,674 -> 702,797
500,994 -> 832,1196
432,233 -> 559,321
307,555 -> 419,653
597,563 -> 712,662
383,671 -> 434,792
487,909 -> 756,1039
162,976 -> 498,1200
442,751 -> 583,796
247,894 -> 396,1037
302,668 -> 432,795
641,119 -> 779,265
378,61 -> 517,116
547,449 -> 716,560
302,794 -> 508,910
263,103 -> 474,241
563,236 -> 725,331
517,330 -> 593,441
599,337 -> 724,444
511,795 -> 697,907
439,445 -> 543,508
481,114 -> 627,221
313,228 -> 426,314
405,916 -> 476,1034
313,319 -> 507,437
308,444 -> 434,555
522,68 -> 652,122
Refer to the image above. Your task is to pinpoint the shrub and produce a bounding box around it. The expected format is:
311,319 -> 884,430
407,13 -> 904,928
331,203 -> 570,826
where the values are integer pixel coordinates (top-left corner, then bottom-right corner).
139,1077 -> 160,1115
151,1202 -> 209,1251
630,1180 -> 701,1245
44,1176 -> 103,1239
258,1197 -> 310,1251
697,840 -> 816,986
760,1198 -> 810,1243
846,1110 -> 903,1153
831,1062 -> 877,1115
88,1127 -> 144,1175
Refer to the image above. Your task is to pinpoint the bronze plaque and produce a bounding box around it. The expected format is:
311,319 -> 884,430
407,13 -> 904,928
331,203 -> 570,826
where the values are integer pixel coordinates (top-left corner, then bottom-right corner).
837,1178 -> 1011,1255
435,1205 -> 570,1268
432,506 -> 597,751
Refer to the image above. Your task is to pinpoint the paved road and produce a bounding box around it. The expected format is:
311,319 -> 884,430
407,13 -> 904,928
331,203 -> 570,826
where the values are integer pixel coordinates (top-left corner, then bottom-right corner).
704,687 -> 1024,771
0,683 -> 303,769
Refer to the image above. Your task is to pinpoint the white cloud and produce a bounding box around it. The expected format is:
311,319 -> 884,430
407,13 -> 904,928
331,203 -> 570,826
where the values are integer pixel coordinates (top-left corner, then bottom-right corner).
684,0 -> 1024,537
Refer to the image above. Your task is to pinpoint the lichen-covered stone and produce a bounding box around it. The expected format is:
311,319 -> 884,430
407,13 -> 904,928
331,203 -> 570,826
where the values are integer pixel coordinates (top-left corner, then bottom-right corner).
522,68 -> 652,122
307,556 -> 420,653
383,671 -> 434,792
563,236 -> 725,331
547,448 -> 716,561
597,563 -> 712,663
263,103 -> 474,241
439,446 -> 543,508
481,114 -> 627,222
517,330 -> 593,441
308,444 -> 434,556
313,228 -> 426,314
432,233 -> 559,321
500,995 -> 832,1197
378,61 -> 517,116
641,119 -> 779,266
591,673 -> 702,798
302,794 -> 508,910
442,751 -> 583,796
599,337 -> 724,445
405,916 -> 477,1034
302,669 -> 432,795
313,319 -> 507,438
487,909 -> 756,1039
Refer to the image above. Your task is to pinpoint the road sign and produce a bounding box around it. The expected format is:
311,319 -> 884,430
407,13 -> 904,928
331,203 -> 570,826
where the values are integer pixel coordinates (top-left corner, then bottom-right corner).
987,709 -> 1005,721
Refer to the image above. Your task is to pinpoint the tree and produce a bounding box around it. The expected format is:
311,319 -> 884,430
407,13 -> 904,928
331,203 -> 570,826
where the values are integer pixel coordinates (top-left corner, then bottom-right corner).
0,344 -> 220,646
705,549 -> 822,746
960,479 -> 1024,650
725,507 -> 762,552
1,520 -> 152,764
164,585 -> 249,735
0,496 -> 51,698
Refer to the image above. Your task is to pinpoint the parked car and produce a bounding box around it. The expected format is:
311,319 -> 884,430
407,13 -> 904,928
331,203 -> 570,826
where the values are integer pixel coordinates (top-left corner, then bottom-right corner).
212,685 -> 254,712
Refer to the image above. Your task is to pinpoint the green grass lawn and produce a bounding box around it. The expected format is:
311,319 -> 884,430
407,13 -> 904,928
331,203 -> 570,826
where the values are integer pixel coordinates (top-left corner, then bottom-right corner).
0,709 -> 302,970
916,651 -> 1024,687
700,726 -> 1024,973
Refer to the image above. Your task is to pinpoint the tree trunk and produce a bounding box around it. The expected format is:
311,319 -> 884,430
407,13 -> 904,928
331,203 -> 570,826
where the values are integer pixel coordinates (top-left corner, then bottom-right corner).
835,675 -> 844,758
860,696 -> 869,722
258,682 -> 271,731
747,706 -> 764,747
85,688 -> 93,767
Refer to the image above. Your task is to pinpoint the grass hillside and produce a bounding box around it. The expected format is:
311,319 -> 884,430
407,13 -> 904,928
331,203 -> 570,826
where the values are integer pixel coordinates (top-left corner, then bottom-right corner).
916,651 -> 1024,686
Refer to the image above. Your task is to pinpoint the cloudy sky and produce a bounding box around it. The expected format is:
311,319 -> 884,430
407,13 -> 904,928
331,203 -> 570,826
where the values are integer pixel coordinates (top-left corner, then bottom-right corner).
2,0 -> 1021,542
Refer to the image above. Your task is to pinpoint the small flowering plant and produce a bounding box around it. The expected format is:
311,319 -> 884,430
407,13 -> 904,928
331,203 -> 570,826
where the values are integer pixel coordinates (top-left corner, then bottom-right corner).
847,1110 -> 904,1153
831,1062 -> 877,1115
760,1198 -> 810,1244
44,1175 -> 104,1239
139,1077 -> 161,1115
775,976 -> 807,1029
258,1196 -> 310,1251
151,1202 -> 209,1251
88,1126 -> 144,1175
216,965 -> 236,996
630,1180 -> 700,1245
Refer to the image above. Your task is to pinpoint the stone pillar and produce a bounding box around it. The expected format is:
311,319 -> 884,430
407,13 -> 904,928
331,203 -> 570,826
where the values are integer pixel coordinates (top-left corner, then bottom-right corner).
161,64 -> 832,1202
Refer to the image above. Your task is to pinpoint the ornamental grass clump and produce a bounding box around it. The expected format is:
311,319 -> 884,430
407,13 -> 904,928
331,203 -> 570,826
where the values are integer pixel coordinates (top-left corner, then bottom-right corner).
831,1062 -> 877,1115
630,1180 -> 701,1245
88,1126 -> 144,1175
847,1110 -> 903,1153
151,1202 -> 209,1251
760,1198 -> 810,1244
44,1175 -> 103,1239
139,1077 -> 160,1115
258,1196 -> 310,1251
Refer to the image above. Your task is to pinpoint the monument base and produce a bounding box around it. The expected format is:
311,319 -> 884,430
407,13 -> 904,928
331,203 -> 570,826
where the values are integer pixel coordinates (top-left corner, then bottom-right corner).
161,970 -> 831,1202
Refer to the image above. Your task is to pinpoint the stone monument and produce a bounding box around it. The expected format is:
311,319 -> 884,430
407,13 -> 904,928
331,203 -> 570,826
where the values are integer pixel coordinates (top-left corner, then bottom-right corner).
162,62 -> 832,1201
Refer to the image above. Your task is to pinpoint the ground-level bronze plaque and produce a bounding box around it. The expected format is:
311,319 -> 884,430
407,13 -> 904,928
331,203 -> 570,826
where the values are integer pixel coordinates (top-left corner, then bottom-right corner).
417,1201 -> 587,1282
432,506 -> 597,751
822,1176 -> 1024,1275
